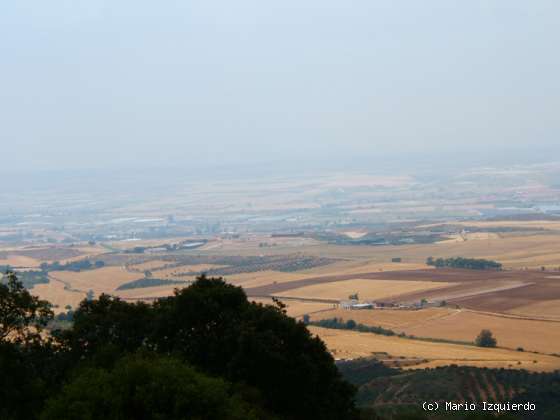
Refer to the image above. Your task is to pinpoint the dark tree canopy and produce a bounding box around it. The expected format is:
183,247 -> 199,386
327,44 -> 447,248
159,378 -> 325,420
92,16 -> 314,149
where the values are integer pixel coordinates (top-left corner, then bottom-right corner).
475,329 -> 497,348
59,275 -> 357,420
0,271 -> 53,343
426,257 -> 502,271
41,354 -> 262,420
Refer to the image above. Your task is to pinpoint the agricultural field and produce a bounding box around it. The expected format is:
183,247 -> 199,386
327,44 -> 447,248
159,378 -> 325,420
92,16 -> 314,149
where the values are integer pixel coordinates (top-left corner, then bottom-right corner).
509,299 -> 560,319
250,297 -> 336,318
308,326 -> 560,372
5,209 -> 560,373
0,254 -> 41,268
49,266 -> 141,295
309,307 -> 456,329
32,279 -> 86,312
116,283 -> 190,301
275,279 -> 450,301
310,307 -> 560,354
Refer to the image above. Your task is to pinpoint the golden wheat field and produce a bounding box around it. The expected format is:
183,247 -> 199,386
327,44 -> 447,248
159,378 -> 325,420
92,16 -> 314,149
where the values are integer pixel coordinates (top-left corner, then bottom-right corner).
32,280 -> 86,312
0,255 -> 41,267
399,310 -> 560,354
250,297 -> 336,318
508,299 -> 560,319
311,305 -> 560,354
128,263 -> 225,277
276,279 -> 451,301
58,245 -> 107,264
127,260 -> 171,271
136,264 -> 225,280
281,230 -> 560,270
227,271 -> 318,288
294,260 -> 432,277
50,266 -> 140,294
310,307 -> 456,329
115,283 -> 191,300
308,326 -> 560,372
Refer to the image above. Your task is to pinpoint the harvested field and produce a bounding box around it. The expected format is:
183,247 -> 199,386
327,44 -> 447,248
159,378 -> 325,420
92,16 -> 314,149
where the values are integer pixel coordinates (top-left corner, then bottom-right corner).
453,276 -> 560,312
508,299 -> 560,319
401,309 -> 560,354
227,271 -> 317,288
1,247 -> 83,262
116,284 -> 190,300
250,297 -> 335,318
275,279 -> 450,302
0,255 -> 41,268
128,262 -> 225,276
244,268 -> 495,297
58,246 -> 107,264
135,264 -> 226,280
127,260 -> 171,272
452,221 -> 560,231
241,267 -> 560,315
108,237 -> 198,250
33,279 -> 86,312
310,307 -> 456,329
313,308 -> 560,354
294,260 -> 432,277
50,266 -> 140,294
283,232 -> 560,270
309,326 -> 560,372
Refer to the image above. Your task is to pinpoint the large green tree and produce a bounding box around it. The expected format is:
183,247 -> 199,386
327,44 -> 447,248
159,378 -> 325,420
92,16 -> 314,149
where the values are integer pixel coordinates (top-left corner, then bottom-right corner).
40,353 -> 262,420
0,271 -> 53,343
64,275 -> 357,419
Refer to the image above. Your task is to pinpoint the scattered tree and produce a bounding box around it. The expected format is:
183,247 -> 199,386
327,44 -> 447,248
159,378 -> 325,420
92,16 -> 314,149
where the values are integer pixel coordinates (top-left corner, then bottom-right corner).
475,329 -> 497,348
86,290 -> 94,301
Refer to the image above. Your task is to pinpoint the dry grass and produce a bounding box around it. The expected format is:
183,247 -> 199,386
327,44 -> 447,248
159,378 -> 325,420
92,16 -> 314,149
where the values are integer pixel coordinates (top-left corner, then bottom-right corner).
311,307 -> 455,329
250,297 -> 335,318
58,245 -> 107,264
128,260 -> 172,271
116,284 -> 189,300
311,307 -> 560,353
454,221 -> 560,231
227,271 -> 317,288
308,326 -> 560,372
401,310 -> 560,354
32,279 -> 86,312
108,237 -> 198,251
266,232 -> 560,270
0,255 -> 41,267
50,266 -> 140,293
312,307 -> 560,354
297,260 -> 432,276
141,264 -> 225,280
508,299 -> 560,319
276,279 -> 450,301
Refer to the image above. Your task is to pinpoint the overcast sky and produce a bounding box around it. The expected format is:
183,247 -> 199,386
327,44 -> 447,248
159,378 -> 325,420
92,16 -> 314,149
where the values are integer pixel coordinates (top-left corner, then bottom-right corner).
1,1 -> 559,173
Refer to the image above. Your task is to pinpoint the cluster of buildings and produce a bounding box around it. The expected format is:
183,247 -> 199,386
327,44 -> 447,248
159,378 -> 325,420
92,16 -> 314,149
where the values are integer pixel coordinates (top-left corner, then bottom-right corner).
339,298 -> 445,310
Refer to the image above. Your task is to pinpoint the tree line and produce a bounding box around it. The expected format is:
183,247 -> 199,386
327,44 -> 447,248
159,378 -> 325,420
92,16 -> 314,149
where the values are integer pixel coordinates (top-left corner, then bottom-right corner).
427,257 -> 502,270
40,259 -> 105,272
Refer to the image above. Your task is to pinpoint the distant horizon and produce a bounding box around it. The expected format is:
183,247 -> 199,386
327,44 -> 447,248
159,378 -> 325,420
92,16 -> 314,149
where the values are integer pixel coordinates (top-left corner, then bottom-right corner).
2,1 -> 559,176
3,144 -> 560,178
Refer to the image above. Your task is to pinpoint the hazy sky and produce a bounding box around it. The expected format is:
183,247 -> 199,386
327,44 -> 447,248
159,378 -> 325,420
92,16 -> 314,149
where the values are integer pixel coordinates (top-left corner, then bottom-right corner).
1,1 -> 559,173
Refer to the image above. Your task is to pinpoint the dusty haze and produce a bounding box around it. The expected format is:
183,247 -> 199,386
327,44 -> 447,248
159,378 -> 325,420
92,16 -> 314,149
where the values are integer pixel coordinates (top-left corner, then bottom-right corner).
1,1 -> 559,176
